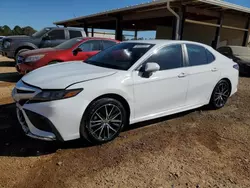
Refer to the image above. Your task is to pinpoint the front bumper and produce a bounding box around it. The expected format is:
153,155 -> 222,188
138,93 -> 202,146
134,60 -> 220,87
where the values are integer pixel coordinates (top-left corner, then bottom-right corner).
12,80 -> 89,141
16,63 -> 34,75
16,56 -> 45,75
1,49 -> 15,59
16,103 -> 61,141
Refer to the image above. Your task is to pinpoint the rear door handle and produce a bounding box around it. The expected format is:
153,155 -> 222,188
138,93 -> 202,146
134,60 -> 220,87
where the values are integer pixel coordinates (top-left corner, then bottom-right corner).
178,72 -> 188,78
211,68 -> 218,72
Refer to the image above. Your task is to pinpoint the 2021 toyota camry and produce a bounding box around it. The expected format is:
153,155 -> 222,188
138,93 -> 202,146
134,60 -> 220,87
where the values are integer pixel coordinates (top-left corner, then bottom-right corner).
12,40 -> 239,144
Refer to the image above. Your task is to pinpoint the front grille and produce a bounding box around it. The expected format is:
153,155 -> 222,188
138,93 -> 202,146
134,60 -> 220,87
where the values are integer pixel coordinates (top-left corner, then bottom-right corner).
17,89 -> 35,94
19,99 -> 29,106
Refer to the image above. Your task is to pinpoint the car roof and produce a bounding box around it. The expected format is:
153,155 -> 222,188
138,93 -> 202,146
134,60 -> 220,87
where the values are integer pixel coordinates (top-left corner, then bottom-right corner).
44,27 -> 84,31
227,45 -> 249,49
219,45 -> 250,49
226,46 -> 250,56
123,40 -> 213,49
77,37 -> 119,42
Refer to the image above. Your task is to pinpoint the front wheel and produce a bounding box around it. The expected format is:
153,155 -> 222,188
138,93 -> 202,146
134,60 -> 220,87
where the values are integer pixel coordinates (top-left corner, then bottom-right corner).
210,80 -> 231,109
80,98 -> 128,144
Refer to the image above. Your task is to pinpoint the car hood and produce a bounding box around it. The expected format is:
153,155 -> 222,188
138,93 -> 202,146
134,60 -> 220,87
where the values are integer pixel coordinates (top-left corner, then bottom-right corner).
21,48 -> 61,56
22,61 -> 117,89
5,35 -> 31,40
236,56 -> 250,64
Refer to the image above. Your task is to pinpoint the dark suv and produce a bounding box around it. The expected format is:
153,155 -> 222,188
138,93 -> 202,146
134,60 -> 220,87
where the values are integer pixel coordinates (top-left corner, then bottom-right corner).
0,27 -> 86,61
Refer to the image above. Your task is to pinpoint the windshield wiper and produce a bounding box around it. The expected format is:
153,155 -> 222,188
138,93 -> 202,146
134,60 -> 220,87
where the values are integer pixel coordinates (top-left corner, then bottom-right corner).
85,60 -> 124,70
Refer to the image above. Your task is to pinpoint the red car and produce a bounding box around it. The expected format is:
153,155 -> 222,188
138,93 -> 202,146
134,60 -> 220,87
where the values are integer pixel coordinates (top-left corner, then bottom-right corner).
16,37 -> 119,75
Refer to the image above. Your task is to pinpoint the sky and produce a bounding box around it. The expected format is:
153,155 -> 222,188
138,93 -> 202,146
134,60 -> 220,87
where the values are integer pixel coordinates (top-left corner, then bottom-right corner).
0,0 -> 249,38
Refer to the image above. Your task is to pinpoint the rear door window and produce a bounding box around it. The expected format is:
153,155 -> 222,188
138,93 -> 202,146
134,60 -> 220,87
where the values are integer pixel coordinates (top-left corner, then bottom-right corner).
206,49 -> 215,63
47,30 -> 65,40
78,40 -> 102,51
69,30 -> 82,39
186,44 -> 208,66
102,40 -> 117,49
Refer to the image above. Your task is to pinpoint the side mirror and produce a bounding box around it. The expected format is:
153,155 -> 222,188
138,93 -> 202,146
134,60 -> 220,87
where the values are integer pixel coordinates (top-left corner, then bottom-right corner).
73,48 -> 82,56
144,62 -> 160,73
140,62 -> 160,77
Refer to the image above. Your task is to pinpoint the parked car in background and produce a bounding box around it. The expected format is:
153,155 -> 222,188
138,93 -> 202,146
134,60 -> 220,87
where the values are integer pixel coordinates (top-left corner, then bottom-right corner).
16,37 -> 119,75
12,40 -> 239,144
0,36 -> 5,51
217,46 -> 250,75
0,27 -> 86,61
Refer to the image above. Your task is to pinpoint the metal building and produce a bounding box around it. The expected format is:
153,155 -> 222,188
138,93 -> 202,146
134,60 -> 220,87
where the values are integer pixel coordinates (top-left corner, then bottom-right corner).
54,0 -> 250,48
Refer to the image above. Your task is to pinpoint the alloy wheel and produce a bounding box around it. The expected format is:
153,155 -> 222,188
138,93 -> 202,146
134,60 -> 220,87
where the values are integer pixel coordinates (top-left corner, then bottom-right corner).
213,81 -> 230,108
88,104 -> 123,141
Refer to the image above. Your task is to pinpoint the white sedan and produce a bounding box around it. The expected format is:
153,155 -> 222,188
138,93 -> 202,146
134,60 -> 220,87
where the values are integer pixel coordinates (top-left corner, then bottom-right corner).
12,40 -> 239,144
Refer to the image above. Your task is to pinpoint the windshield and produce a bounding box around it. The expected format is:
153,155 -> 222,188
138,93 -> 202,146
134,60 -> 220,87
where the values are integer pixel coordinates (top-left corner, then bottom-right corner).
85,42 -> 154,70
32,28 -> 51,38
54,38 -> 83,49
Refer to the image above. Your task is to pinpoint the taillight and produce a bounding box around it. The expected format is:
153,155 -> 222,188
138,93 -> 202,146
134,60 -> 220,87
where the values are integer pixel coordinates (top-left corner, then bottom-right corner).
233,64 -> 239,70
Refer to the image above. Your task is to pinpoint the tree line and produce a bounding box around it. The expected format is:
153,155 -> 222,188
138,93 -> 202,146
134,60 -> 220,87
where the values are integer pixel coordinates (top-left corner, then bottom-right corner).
0,25 -> 37,36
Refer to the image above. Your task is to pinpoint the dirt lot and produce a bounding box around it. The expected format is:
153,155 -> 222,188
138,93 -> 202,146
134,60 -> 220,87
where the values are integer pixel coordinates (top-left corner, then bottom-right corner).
0,55 -> 250,188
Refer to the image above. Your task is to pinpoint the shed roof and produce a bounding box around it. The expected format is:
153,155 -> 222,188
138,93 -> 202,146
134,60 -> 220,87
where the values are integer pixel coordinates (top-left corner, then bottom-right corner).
54,0 -> 250,26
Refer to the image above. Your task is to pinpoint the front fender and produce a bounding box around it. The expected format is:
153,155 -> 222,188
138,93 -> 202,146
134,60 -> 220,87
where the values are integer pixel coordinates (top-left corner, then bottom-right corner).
16,42 -> 38,50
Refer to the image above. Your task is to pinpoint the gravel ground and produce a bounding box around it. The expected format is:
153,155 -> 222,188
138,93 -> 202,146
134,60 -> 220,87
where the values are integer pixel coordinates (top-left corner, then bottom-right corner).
0,56 -> 18,104
0,56 -> 250,188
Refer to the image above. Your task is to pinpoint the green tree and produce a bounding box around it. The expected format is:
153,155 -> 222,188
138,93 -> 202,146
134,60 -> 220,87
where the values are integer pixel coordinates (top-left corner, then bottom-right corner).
22,26 -> 36,36
0,25 -> 12,36
0,25 -> 37,36
12,25 -> 23,35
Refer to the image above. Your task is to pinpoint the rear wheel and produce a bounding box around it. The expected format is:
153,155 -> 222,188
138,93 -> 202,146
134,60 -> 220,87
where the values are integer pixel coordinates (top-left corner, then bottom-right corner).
210,80 -> 231,109
80,98 -> 128,144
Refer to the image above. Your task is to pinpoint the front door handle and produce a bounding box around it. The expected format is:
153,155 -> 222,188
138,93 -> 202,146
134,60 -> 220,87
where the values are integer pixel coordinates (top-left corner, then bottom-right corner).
211,68 -> 218,72
178,72 -> 187,78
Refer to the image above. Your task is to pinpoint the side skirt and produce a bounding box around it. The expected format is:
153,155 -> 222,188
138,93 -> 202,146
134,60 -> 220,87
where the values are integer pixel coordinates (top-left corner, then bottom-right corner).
130,103 -> 207,124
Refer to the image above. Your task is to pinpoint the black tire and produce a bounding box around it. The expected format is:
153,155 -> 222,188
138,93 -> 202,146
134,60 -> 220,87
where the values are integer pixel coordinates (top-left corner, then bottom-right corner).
209,80 -> 231,109
15,48 -> 31,64
80,98 -> 128,144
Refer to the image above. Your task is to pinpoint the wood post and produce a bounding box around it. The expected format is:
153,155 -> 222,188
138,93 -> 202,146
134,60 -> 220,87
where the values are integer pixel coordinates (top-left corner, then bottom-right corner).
115,15 -> 123,41
242,17 -> 250,46
213,11 -> 223,49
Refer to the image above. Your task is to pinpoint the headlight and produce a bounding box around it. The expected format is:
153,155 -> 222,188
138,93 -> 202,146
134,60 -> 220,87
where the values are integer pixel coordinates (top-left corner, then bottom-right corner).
25,54 -> 45,63
30,89 -> 83,102
3,41 -> 11,48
